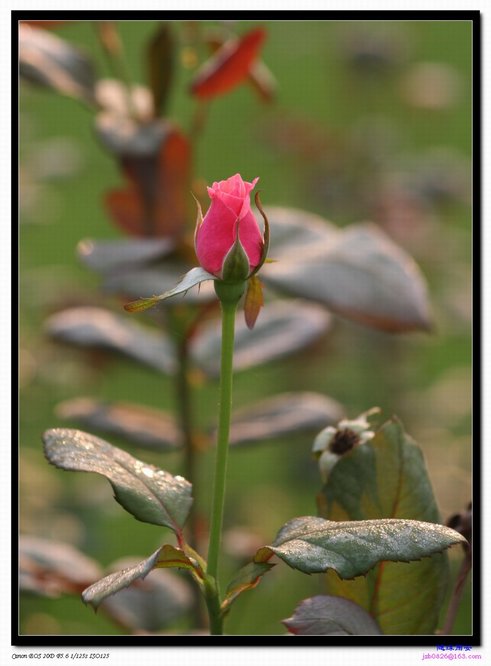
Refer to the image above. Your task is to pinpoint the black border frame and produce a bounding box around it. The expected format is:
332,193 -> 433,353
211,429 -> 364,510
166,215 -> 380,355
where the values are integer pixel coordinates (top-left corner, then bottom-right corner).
13,9 -> 481,648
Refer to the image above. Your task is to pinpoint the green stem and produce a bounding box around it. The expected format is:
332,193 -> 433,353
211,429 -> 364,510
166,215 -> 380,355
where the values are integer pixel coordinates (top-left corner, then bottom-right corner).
204,577 -> 223,636
202,282 -> 245,635
206,295 -> 239,584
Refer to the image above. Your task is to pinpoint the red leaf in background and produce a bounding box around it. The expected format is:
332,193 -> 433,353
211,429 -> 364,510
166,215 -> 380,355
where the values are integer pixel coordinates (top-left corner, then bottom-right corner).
21,21 -> 73,29
105,128 -> 191,238
205,29 -> 276,103
190,28 -> 266,99
104,189 -> 142,237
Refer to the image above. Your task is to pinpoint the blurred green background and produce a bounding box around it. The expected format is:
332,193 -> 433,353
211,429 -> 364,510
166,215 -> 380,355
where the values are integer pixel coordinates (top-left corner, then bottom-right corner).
19,19 -> 472,636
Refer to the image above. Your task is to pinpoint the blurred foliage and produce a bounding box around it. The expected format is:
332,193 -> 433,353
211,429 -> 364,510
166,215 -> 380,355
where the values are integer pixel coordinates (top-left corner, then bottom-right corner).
19,18 -> 472,636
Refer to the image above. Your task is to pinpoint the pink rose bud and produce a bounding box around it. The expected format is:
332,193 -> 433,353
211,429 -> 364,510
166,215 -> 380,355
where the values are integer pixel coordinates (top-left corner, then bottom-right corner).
195,174 -> 265,280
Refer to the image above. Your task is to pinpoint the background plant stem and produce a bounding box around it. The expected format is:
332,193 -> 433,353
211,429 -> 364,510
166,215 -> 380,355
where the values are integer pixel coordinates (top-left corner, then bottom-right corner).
176,338 -> 198,547
94,21 -> 138,118
440,549 -> 472,635
175,336 -> 208,629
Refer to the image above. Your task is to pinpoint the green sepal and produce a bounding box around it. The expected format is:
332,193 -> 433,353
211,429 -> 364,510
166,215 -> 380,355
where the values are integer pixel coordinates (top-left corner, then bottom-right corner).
214,280 -> 246,304
244,274 -> 264,329
250,191 -> 270,276
221,221 -> 251,283
192,192 -> 204,248
124,266 -> 216,312
124,294 -> 166,313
